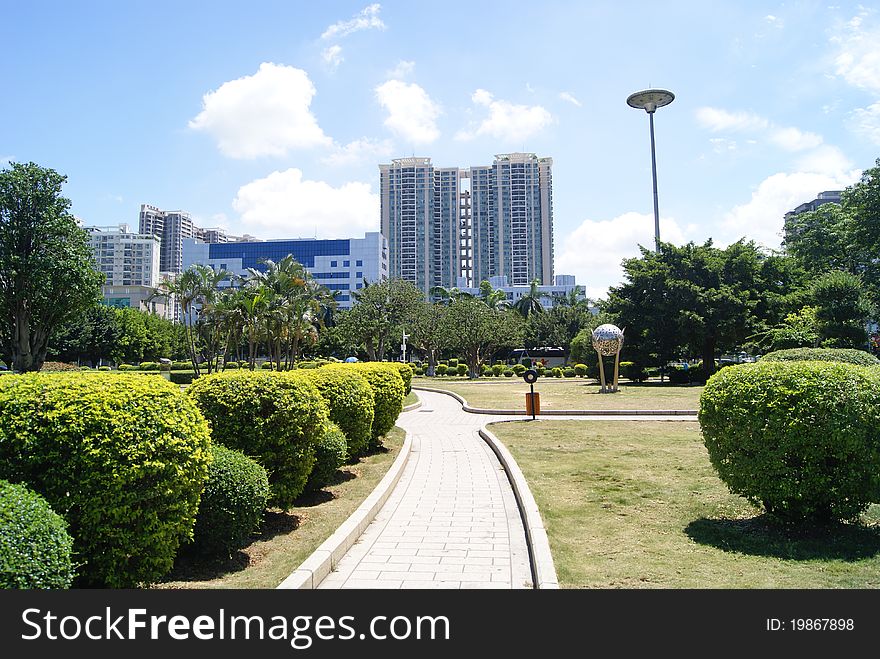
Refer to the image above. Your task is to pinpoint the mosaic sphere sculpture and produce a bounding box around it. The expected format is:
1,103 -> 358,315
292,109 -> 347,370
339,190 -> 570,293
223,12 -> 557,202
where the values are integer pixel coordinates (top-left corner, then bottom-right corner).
591,324 -> 624,356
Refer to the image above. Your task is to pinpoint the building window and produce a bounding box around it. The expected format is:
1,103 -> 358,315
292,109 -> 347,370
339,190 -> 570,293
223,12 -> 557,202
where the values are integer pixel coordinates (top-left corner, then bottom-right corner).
330,260 -> 337,268
343,260 -> 350,267
356,271 -> 363,279
356,260 -> 363,267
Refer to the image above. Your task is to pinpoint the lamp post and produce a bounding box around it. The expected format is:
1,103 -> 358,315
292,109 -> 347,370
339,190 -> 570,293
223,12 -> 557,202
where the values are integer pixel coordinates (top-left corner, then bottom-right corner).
626,89 -> 675,253
400,331 -> 409,363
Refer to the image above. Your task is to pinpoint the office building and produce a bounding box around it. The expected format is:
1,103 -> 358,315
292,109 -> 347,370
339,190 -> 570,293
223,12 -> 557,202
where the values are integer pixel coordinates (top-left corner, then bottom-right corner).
380,153 -> 554,295
784,191 -> 842,221
181,232 -> 388,309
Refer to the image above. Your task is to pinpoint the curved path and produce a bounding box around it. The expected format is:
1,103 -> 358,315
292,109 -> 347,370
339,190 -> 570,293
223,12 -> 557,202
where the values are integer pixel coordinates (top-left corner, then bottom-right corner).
318,390 -> 530,589
316,389 -> 697,590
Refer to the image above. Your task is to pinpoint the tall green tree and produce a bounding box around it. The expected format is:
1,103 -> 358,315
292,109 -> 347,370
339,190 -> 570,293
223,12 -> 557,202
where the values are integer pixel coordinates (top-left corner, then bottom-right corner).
440,299 -> 522,378
512,278 -> 547,318
0,163 -> 103,371
810,270 -> 874,348
339,278 -> 423,361
409,301 -> 447,376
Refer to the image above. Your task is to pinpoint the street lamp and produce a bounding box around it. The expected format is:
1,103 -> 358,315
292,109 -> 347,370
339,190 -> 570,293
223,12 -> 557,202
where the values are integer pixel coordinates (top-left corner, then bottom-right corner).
627,88 -> 675,253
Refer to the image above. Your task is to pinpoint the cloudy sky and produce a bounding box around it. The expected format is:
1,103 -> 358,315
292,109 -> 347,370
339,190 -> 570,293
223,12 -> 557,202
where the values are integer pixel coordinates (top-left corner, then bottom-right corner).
3,1 -> 880,298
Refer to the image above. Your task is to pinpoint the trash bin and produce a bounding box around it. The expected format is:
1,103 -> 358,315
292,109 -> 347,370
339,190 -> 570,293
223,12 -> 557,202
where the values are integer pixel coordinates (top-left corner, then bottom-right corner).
525,392 -> 540,416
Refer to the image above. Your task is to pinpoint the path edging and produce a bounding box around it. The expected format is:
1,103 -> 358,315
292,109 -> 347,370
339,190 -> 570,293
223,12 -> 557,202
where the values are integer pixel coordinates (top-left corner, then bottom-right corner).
276,430 -> 414,589
412,385 -> 696,416
478,424 -> 559,589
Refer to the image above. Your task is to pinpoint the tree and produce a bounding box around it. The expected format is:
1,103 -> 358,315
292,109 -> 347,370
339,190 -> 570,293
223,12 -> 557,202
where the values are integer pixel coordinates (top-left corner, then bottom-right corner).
605,240 -> 775,378
409,301 -> 447,376
810,270 -> 874,348
340,279 -> 423,361
512,278 -> 547,318
0,162 -> 103,371
478,280 -> 511,311
440,299 -> 522,378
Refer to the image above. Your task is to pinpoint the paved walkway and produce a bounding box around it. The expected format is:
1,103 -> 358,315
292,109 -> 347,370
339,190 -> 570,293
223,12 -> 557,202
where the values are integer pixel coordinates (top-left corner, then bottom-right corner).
317,390 -> 698,590
318,390 -> 531,589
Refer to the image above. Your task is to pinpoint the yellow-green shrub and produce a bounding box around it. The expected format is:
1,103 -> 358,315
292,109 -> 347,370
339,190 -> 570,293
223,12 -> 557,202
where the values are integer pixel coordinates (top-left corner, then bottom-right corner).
187,371 -> 329,507
302,367 -> 374,458
304,423 -> 349,493
340,363 -> 405,447
0,373 -> 211,587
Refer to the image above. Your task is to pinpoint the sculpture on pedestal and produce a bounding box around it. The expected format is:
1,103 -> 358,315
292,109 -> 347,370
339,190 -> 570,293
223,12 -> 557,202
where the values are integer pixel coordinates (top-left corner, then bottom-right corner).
591,324 -> 624,393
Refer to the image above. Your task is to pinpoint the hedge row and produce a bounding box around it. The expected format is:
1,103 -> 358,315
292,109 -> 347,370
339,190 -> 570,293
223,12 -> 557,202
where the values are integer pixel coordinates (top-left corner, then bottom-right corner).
341,363 -> 405,447
304,367 -> 374,458
760,347 -> 879,367
0,373 -> 212,587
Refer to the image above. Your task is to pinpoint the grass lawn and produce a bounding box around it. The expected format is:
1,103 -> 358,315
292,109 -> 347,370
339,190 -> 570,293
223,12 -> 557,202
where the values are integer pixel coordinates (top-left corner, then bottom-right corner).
403,391 -> 419,407
491,420 -> 880,588
413,377 -> 703,410
156,427 -> 405,589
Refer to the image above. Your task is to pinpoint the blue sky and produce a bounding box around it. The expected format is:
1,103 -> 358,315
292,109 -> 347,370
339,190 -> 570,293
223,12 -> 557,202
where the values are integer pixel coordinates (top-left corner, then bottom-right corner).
3,1 -> 880,298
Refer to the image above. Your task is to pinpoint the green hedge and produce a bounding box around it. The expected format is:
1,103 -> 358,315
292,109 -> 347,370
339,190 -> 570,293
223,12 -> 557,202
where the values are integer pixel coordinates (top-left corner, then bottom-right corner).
0,373 -> 211,587
170,371 -> 199,385
0,479 -> 75,589
761,348 -> 879,367
139,361 -> 159,371
699,361 -> 880,524
304,423 -> 349,493
302,367 -> 374,458
189,444 -> 269,558
171,361 -> 191,371
339,363 -> 405,447
187,371 -> 329,508
620,361 -> 647,382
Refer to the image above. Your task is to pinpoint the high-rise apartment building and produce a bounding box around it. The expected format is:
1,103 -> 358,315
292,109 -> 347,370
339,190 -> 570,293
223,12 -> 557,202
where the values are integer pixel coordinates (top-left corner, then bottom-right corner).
139,204 -> 233,274
380,153 -> 554,294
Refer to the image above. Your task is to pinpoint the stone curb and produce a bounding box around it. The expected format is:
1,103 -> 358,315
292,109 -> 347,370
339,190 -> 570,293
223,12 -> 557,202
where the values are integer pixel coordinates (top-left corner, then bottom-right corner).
276,430 -> 414,589
478,424 -> 560,589
412,385 -> 697,417
402,399 -> 423,412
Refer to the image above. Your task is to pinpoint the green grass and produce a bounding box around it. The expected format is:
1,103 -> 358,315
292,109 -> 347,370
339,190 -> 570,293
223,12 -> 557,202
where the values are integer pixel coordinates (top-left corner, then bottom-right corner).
491,420 -> 880,588
413,377 -> 702,410
403,391 -> 419,407
155,427 -> 406,589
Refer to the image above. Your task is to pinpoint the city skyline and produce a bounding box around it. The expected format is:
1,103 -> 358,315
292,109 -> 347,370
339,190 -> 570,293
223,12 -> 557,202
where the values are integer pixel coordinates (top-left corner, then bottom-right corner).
3,2 -> 880,298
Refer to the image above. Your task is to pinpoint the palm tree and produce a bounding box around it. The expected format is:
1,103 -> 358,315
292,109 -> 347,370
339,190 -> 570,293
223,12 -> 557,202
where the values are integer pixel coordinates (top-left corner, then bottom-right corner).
430,285 -> 472,305
513,278 -> 548,319
479,280 -> 511,311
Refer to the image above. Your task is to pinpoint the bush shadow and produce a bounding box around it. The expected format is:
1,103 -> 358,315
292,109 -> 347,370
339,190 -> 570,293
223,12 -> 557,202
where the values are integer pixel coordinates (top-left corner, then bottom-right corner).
685,515 -> 880,562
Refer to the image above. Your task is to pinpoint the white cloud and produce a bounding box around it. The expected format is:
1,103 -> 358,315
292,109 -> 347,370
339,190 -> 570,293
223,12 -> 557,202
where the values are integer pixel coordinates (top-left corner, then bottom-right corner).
719,167 -> 859,248
386,60 -> 415,79
849,102 -> 880,145
188,62 -> 331,159
321,4 -> 386,40
767,126 -> 823,151
455,89 -> 553,142
232,169 -> 379,239
558,91 -> 582,107
556,212 -> 690,300
321,137 -> 394,166
322,45 -> 344,70
695,107 -> 769,132
831,9 -> 880,94
709,137 -> 738,153
375,79 -> 441,144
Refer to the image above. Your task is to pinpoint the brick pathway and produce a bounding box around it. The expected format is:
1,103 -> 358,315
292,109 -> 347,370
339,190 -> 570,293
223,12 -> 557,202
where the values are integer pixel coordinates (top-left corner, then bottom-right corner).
317,390 -> 531,589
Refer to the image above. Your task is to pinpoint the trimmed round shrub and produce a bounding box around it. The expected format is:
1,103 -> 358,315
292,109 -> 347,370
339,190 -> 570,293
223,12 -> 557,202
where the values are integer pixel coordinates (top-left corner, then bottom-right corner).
139,361 -> 159,371
503,368 -> 514,377
448,358 -> 459,369
394,363 -> 414,394
563,367 -> 577,378
512,364 -> 527,376
0,479 -> 75,589
303,366 -> 374,458
187,371 -> 329,507
223,361 -> 240,370
456,363 -> 468,377
79,365 -> 92,370
343,363 -> 405,447
297,361 -> 319,369
260,361 -> 273,369
97,365 -> 111,371
117,363 -> 135,371
414,366 -> 425,376
551,367 -> 563,378
436,364 -> 448,376
189,444 -> 269,558
304,423 -> 349,492
171,361 -> 191,371
492,364 -> 504,376
535,365 -> 545,377
699,361 -> 880,524
0,373 -> 211,587
761,347 -> 879,367
170,371 -> 198,385
574,363 -> 587,377
619,361 -> 647,382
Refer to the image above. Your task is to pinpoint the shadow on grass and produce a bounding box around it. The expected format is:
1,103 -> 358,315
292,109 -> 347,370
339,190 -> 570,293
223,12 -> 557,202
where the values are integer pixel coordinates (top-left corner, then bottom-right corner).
685,515 -> 880,562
